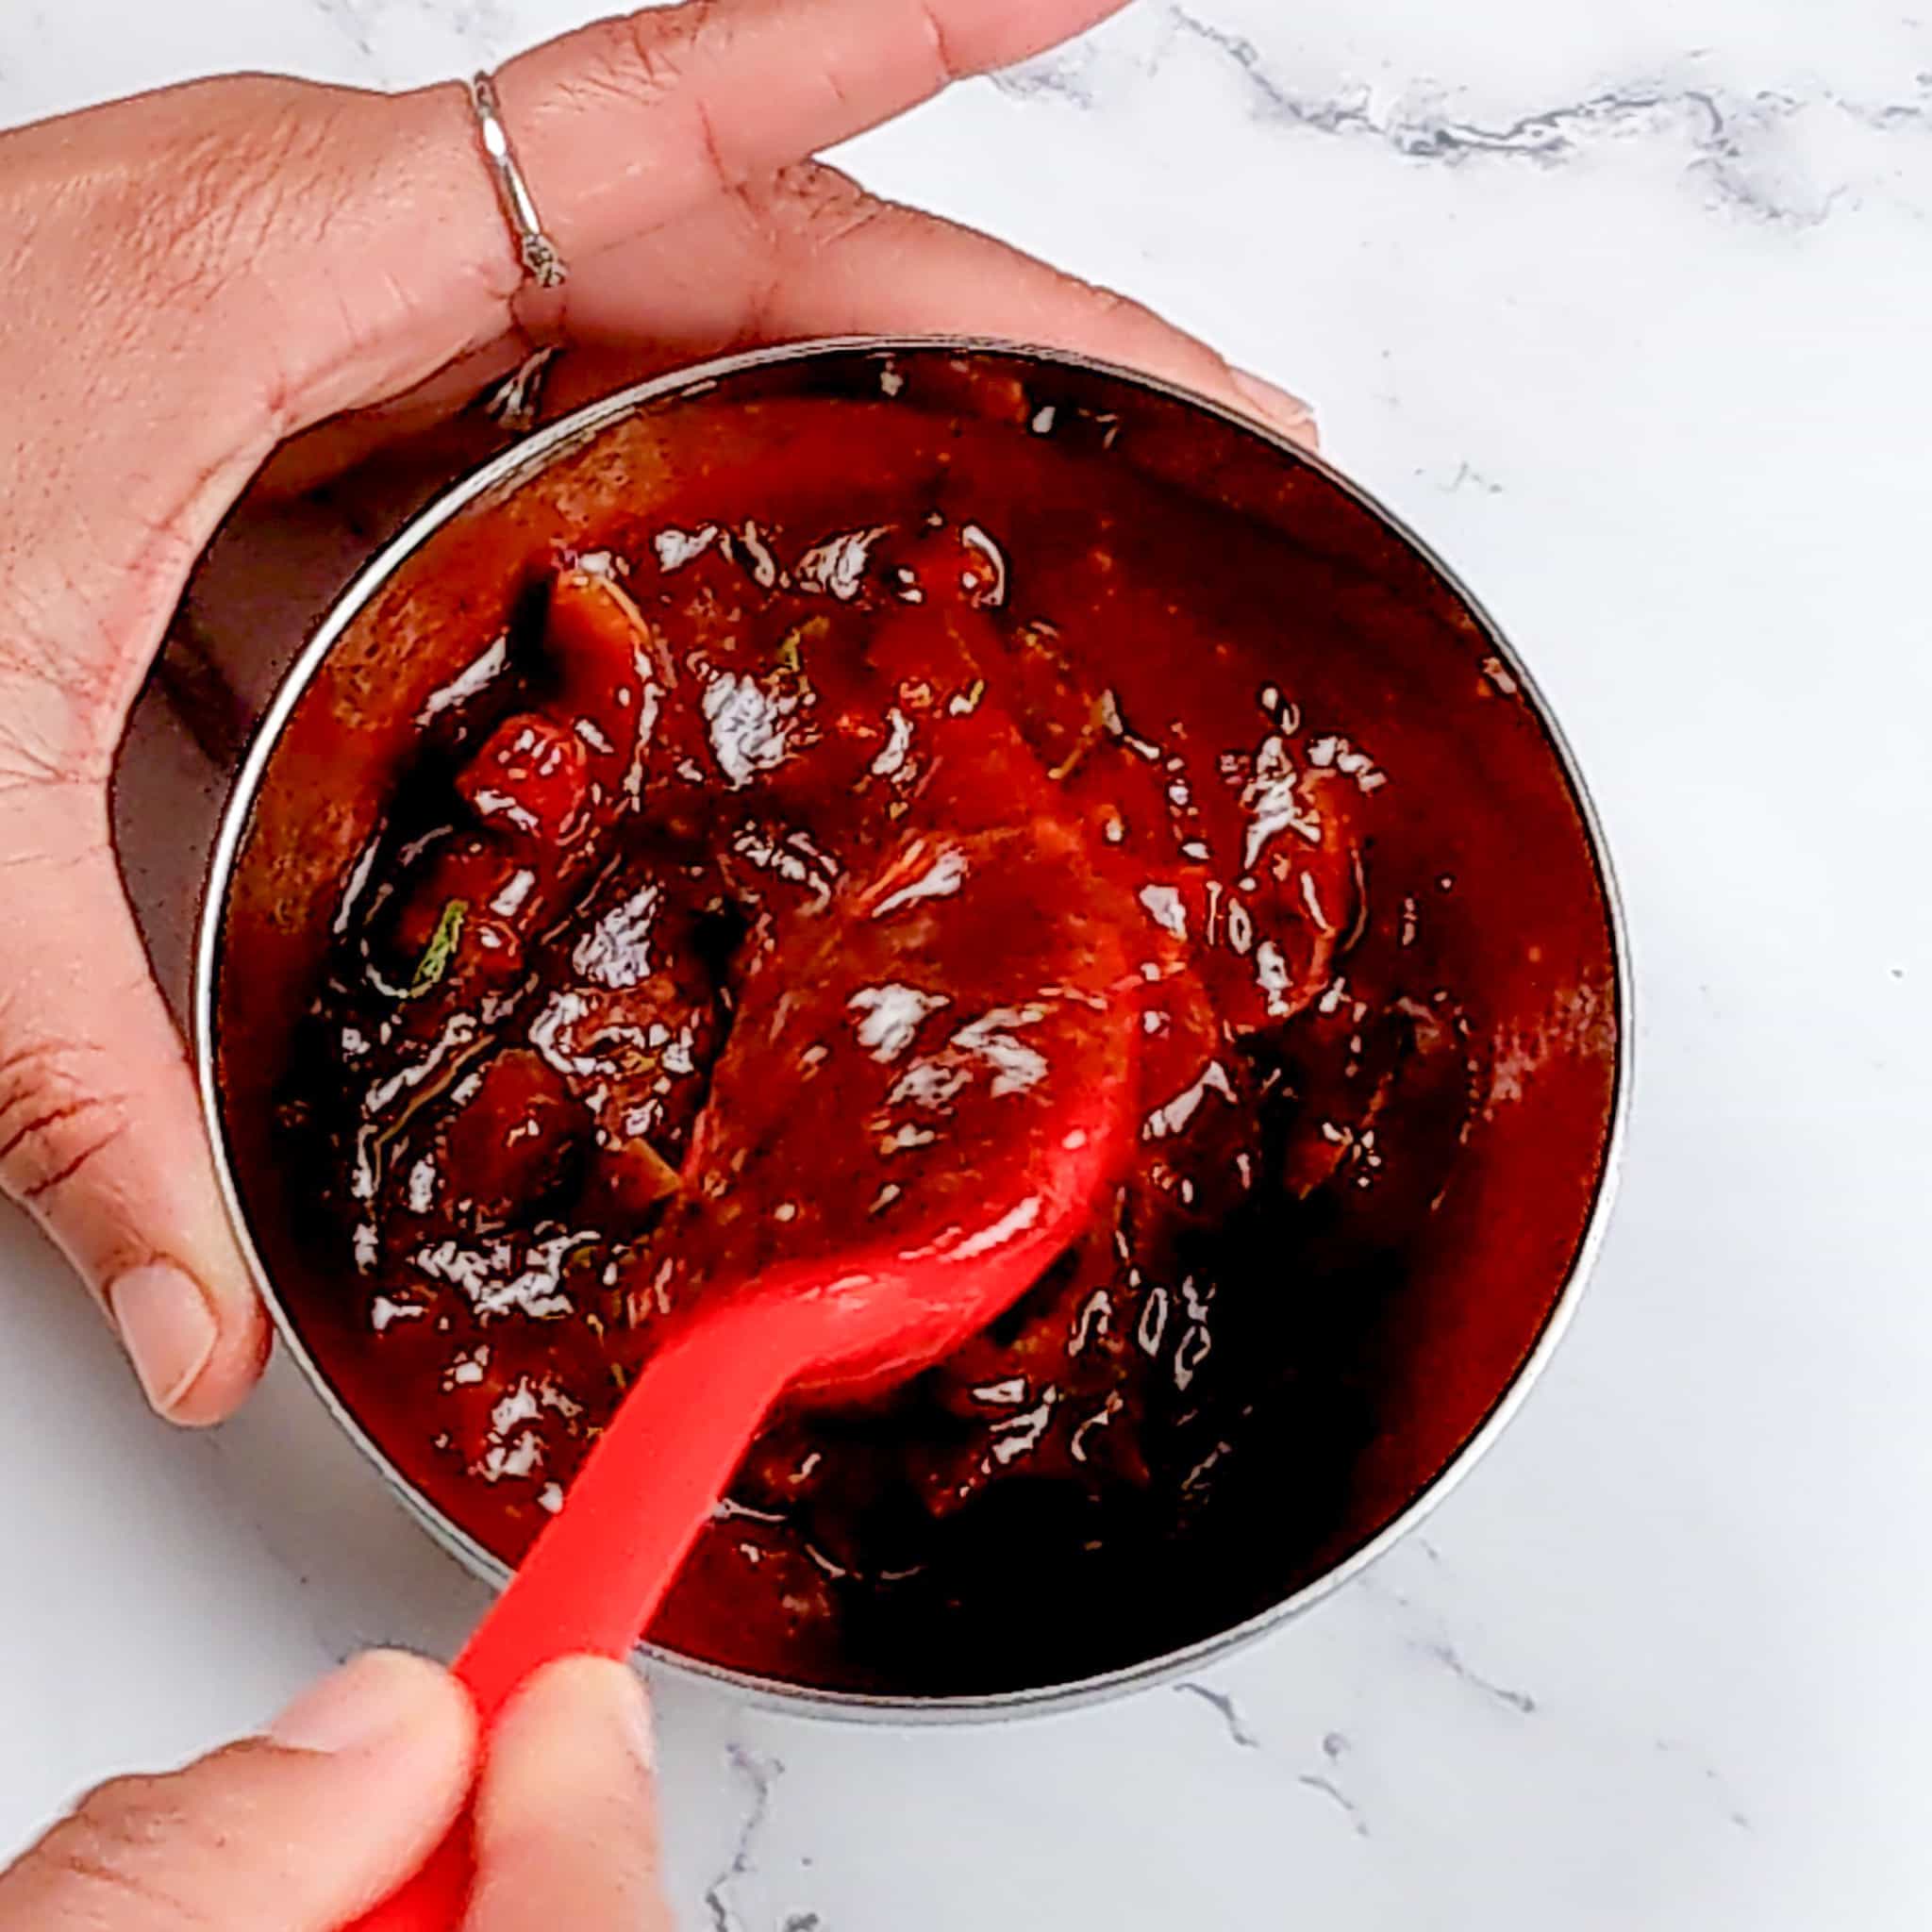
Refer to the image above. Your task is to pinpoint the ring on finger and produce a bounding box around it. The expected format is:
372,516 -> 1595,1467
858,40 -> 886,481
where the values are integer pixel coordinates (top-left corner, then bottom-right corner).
467,71 -> 568,291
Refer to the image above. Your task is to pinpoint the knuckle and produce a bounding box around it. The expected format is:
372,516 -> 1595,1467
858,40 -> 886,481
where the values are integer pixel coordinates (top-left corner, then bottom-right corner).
0,716 -> 74,797
575,6 -> 732,198
573,5 -> 710,120
26,1774 -> 216,1930
613,6 -> 703,95
0,571 -> 135,778
0,1032 -> 128,1208
758,163 -> 891,251
0,679 -> 120,795
95,78 -> 349,318
71,1772 -> 179,1844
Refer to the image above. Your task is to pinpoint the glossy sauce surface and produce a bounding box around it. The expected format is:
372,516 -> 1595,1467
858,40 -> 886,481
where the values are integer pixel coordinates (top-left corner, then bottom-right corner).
239,359 -> 1620,1696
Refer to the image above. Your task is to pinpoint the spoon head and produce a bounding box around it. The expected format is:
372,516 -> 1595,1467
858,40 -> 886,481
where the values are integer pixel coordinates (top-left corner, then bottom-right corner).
648,811 -> 1141,1403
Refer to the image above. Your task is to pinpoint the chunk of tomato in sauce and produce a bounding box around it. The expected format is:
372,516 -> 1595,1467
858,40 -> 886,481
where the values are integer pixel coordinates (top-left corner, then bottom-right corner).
430,1048 -> 587,1228
457,713 -> 591,846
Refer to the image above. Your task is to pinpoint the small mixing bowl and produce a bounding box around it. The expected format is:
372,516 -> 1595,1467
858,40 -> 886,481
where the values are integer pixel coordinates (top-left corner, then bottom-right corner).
194,340 -> 1629,1721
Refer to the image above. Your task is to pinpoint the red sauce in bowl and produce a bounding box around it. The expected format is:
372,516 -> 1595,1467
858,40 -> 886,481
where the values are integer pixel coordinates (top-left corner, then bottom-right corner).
215,351 -> 1621,1699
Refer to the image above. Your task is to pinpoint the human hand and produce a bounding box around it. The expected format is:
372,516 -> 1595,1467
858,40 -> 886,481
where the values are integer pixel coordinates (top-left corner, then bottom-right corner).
0,0 -> 1314,1426
0,1651 -> 671,1928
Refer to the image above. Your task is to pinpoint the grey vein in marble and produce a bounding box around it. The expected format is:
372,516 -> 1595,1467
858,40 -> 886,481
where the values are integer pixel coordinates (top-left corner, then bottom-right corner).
310,0 -> 515,80
1421,1640 -> 1540,1717
706,1743 -> 788,1932
992,49 -> 1099,109
1162,4 -> 1932,227
1655,1737 -> 1755,1833
1351,1559 -> 1542,1717
1173,1689 -> 1377,1836
1295,1774 -> 1371,1840
1294,1730 -> 1371,1838
311,0 -> 380,59
1173,1679 -> 1263,1750
1444,462 -> 1506,497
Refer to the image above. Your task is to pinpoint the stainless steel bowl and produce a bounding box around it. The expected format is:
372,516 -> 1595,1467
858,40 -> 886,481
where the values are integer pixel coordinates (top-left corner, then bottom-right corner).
193,338 -> 1630,1722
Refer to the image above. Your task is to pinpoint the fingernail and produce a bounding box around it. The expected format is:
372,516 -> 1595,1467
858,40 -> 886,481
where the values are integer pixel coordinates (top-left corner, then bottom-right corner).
108,1263 -> 218,1417
1230,367 -> 1319,442
269,1651 -> 435,1754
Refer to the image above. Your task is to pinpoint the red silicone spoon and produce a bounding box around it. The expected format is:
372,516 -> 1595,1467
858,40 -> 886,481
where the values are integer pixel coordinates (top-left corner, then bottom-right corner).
353,809 -> 1141,1929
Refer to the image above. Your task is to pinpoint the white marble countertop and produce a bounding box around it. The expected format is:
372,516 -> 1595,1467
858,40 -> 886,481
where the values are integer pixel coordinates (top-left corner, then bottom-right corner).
3,2 -> 1929,1925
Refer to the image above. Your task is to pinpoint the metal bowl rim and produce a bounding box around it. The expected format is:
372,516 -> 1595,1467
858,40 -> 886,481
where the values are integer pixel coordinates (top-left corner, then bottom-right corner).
192,333 -> 1634,1726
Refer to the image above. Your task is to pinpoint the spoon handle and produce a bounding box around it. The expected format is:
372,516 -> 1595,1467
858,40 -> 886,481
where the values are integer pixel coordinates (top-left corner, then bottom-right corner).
349,1308 -> 798,1931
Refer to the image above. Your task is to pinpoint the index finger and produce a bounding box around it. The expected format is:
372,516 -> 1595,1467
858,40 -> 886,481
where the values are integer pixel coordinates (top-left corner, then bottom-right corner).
266,0 -> 1129,433
497,0 -> 1128,267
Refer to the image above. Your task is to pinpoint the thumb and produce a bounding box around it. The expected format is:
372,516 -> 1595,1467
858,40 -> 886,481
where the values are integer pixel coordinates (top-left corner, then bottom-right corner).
467,1658 -> 673,1932
0,1651 -> 475,1929
0,791 -> 266,1423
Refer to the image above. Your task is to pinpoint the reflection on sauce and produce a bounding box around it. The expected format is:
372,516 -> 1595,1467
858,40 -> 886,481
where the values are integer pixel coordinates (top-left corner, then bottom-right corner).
266,378 -> 1586,1697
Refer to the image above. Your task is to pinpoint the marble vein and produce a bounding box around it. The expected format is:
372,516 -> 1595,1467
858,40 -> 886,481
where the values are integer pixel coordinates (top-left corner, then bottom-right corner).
310,0 -> 380,60
991,52 -> 1098,109
1419,1639 -> 1540,1717
1171,1688 -> 1379,1837
1654,1737 -> 1755,1833
1161,5 -> 1932,226
1296,1730 -> 1371,1839
1352,1559 -> 1542,1718
1295,1774 -> 1371,1839
705,1743 -> 787,1932
1444,462 -> 1506,497
308,0 -> 517,80
1173,1679 -> 1262,1749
